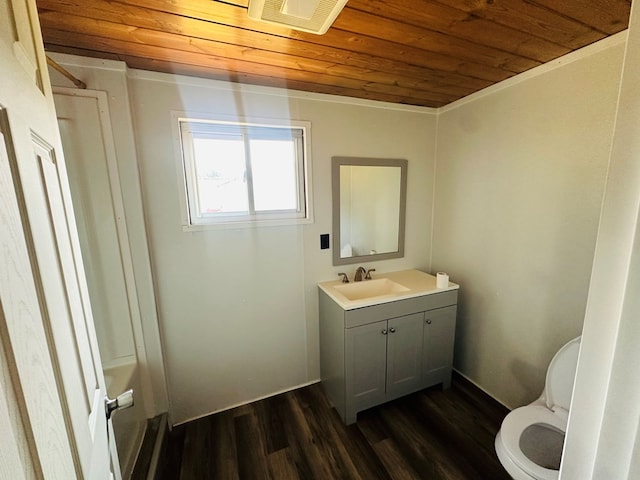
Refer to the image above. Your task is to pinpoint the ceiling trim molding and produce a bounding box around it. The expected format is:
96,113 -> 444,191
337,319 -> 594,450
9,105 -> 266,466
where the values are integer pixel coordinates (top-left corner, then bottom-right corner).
47,51 -> 127,72
46,50 -> 438,114
126,67 -> 438,115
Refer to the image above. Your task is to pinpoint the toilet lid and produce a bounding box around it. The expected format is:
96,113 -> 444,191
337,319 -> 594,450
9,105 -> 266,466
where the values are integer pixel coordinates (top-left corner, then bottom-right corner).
498,405 -> 566,480
545,337 -> 581,411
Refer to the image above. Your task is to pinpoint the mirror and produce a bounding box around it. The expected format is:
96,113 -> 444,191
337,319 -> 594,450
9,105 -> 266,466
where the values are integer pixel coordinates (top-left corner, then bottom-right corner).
332,156 -> 407,266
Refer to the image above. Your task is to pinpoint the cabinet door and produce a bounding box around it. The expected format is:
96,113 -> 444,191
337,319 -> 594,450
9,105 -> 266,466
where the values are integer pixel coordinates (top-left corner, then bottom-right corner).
423,305 -> 457,387
386,313 -> 424,398
345,320 -> 388,413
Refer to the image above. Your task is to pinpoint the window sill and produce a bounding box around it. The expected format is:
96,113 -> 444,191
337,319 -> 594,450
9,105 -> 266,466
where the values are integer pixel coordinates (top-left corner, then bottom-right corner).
181,216 -> 314,231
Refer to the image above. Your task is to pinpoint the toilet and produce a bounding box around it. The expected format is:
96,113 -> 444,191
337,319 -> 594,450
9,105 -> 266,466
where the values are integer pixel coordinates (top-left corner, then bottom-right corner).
495,336 -> 581,480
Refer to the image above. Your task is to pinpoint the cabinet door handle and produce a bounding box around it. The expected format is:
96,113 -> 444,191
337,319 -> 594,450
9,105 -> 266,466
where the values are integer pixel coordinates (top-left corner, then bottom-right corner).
389,327 -> 396,333
426,319 -> 432,324
381,329 -> 388,335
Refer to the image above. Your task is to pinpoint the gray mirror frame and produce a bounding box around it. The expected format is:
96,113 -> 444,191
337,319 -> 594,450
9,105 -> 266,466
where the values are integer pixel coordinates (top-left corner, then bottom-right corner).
332,156 -> 408,266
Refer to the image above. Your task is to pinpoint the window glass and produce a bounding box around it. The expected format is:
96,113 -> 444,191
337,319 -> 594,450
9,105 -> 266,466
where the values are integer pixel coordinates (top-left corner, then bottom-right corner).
250,138 -> 298,212
178,119 -> 310,227
192,136 -> 248,214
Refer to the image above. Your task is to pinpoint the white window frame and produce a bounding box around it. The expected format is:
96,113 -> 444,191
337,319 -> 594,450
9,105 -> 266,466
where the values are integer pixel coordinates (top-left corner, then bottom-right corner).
174,114 -> 313,230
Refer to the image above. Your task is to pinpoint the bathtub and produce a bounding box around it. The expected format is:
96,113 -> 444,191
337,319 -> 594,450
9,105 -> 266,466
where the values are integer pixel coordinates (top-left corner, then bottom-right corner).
104,359 -> 146,479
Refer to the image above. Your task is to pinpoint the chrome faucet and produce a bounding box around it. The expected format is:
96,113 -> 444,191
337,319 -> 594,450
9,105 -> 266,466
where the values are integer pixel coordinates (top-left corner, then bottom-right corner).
354,266 -> 367,282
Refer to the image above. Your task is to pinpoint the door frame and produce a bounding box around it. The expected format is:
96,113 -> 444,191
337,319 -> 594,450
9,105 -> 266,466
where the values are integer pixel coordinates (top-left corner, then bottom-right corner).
53,86 -> 154,409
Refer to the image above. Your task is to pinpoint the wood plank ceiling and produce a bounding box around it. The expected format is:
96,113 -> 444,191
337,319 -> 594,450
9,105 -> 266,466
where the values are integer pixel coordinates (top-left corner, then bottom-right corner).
37,0 -> 631,108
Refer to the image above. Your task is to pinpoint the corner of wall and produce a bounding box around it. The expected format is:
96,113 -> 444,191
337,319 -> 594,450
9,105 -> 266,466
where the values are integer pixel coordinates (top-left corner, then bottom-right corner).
428,112 -> 440,273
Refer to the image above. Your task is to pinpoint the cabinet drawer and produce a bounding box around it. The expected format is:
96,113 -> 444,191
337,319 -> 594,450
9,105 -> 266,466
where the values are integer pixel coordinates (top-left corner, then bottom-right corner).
345,290 -> 458,328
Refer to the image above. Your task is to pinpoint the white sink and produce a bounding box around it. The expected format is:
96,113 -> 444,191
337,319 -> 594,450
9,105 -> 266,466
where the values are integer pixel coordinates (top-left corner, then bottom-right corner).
334,278 -> 410,301
319,269 -> 459,310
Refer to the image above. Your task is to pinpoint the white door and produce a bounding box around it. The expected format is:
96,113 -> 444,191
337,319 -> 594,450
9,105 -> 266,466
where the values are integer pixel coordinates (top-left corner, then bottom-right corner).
0,0 -> 114,478
54,87 -> 143,478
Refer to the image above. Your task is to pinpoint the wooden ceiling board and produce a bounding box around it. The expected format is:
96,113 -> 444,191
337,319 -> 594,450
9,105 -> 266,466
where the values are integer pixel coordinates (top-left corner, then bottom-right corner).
37,0 -> 631,107
36,6 -> 491,91
47,43 -> 420,103
341,0 -> 572,63
530,0 -> 632,34
436,0 -> 606,48
38,12 -> 474,102
42,25 -> 462,107
37,0 -> 517,83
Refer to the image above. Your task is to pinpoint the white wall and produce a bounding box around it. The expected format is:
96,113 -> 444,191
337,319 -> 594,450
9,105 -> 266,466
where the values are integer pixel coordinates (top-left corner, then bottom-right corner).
432,36 -> 626,408
126,72 -> 437,424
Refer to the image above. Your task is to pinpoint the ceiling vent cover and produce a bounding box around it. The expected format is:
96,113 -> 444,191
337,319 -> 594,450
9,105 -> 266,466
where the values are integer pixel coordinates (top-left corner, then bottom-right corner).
248,0 -> 349,35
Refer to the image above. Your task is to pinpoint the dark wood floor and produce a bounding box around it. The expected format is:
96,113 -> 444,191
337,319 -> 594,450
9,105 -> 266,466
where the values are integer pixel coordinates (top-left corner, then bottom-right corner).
159,374 -> 511,480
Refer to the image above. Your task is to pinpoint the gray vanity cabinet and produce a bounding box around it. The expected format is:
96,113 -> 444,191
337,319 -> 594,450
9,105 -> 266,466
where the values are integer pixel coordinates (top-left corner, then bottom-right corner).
385,313 -> 424,397
346,313 -> 423,418
422,305 -> 457,388
319,288 -> 458,425
345,319 -> 387,412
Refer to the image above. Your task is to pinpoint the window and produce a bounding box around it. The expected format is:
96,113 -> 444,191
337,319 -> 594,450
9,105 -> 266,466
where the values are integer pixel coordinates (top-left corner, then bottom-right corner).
178,118 -> 312,228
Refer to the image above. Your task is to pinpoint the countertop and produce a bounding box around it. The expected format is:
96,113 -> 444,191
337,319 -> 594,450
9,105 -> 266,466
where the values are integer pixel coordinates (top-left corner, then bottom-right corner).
318,269 -> 459,310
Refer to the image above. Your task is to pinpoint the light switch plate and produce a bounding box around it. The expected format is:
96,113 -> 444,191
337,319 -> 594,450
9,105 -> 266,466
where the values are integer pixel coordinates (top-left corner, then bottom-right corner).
320,233 -> 330,249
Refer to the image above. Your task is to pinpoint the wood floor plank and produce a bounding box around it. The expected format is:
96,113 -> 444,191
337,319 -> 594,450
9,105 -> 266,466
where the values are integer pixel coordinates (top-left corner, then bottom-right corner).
372,438 -> 424,480
400,392 -> 508,479
325,411 -> 392,480
161,378 -> 511,480
266,449 -> 300,480
453,373 -> 510,426
284,391 -> 355,479
234,413 -> 270,480
266,391 -> 324,480
356,407 -> 392,445
210,411 -> 239,480
253,392 -> 290,455
179,417 -> 213,479
291,392 -> 363,480
378,402 -> 471,479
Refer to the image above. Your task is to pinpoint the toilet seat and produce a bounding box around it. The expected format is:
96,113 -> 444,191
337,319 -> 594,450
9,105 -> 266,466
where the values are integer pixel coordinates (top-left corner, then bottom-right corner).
544,337 -> 581,412
497,405 -> 566,480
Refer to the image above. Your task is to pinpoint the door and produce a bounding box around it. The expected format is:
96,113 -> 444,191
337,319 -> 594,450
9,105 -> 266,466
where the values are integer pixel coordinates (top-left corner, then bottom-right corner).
54,87 -> 145,477
386,313 -> 424,398
423,305 -> 457,387
346,319 -> 388,413
53,89 -> 138,369
0,0 -> 114,478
